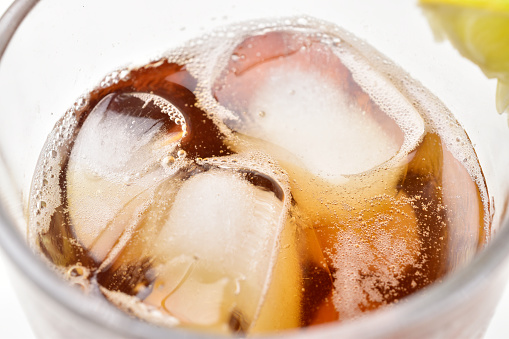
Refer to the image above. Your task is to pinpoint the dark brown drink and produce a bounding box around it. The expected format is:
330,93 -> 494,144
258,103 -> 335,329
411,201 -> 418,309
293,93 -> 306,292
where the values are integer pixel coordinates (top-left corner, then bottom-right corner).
28,17 -> 490,335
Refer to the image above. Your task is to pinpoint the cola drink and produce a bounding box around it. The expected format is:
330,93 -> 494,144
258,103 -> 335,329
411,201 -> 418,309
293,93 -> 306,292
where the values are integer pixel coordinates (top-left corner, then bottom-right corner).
28,17 -> 490,335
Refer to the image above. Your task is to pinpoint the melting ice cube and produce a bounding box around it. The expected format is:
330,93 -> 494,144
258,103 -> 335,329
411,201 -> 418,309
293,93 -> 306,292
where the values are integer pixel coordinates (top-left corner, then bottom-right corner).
149,169 -> 284,328
214,31 -> 419,178
97,166 -> 297,333
67,92 -> 187,261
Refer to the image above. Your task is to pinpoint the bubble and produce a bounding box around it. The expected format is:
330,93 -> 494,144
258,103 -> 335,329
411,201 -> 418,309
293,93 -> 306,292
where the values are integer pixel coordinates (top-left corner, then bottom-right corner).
67,265 -> 85,278
297,17 -> 308,25
162,156 -> 175,165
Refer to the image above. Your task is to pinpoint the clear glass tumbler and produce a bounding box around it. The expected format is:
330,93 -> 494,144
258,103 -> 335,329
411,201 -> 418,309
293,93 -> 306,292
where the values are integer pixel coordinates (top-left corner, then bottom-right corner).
1,0 -> 509,338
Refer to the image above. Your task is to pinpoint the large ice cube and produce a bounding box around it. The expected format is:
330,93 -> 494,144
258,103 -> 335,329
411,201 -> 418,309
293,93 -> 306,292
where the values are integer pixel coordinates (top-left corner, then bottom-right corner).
97,166 -> 305,333
214,31 -> 411,178
67,92 -> 187,261
151,169 -> 284,328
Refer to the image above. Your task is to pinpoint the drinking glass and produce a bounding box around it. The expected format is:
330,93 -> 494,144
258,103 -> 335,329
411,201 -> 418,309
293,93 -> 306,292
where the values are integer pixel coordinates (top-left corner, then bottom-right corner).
1,0 -> 508,338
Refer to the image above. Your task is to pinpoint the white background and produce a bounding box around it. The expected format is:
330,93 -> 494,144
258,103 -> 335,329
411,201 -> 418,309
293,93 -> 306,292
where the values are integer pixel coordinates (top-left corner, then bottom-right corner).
0,0 -> 508,338
0,0 -> 33,337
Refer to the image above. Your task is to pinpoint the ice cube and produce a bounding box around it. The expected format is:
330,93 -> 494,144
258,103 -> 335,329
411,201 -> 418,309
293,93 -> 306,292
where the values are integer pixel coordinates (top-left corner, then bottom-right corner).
329,192 -> 420,318
153,169 -> 283,326
157,169 -> 281,265
214,31 -> 407,178
97,166 -> 303,333
67,92 -> 187,261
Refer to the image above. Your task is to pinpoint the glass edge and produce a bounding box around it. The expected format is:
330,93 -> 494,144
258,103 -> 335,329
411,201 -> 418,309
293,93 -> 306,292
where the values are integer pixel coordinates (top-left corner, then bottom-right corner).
0,1 -> 508,338
0,0 -> 38,62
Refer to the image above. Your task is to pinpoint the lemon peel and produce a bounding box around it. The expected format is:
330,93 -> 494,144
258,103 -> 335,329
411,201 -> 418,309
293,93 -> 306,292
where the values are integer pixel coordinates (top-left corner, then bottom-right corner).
420,0 -> 509,115
421,0 -> 509,12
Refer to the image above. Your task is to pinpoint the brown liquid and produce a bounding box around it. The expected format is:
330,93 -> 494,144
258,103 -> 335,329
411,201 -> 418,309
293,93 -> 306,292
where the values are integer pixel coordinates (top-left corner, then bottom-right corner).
28,19 -> 489,336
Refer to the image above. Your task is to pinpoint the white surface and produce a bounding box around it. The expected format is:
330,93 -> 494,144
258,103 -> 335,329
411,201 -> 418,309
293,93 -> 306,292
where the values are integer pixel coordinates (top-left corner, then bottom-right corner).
0,1 -> 35,337
0,6 -> 35,339
0,0 -> 508,338
0,252 -> 35,339
489,283 -> 509,338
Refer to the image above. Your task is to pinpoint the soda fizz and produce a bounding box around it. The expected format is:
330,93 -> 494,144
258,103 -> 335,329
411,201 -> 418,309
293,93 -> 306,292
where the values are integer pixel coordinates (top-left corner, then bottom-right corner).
28,17 -> 490,335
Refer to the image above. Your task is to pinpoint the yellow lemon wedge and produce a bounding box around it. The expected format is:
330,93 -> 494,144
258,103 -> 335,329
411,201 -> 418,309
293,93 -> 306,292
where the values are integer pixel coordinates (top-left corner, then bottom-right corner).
420,0 -> 509,114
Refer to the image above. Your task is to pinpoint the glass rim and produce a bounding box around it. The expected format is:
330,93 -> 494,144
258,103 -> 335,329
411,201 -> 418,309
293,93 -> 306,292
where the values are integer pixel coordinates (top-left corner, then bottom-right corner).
0,0 -> 508,337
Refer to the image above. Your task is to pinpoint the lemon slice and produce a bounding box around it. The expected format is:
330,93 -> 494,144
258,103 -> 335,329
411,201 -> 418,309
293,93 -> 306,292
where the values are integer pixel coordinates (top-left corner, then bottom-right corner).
420,0 -> 509,114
